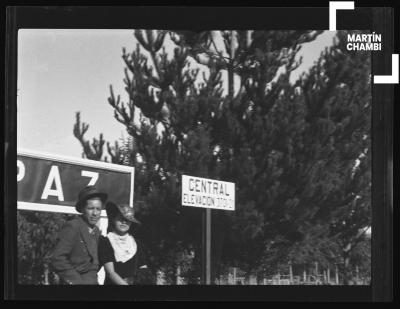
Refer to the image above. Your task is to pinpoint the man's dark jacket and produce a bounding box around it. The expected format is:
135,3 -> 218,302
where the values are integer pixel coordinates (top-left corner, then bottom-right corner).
51,216 -> 100,284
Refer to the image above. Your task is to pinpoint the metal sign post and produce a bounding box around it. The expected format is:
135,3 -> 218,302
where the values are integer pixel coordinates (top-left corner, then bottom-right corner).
202,208 -> 212,284
181,175 -> 235,285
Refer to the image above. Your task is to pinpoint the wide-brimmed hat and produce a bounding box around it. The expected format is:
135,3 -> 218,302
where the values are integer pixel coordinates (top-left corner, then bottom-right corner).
75,186 -> 108,213
106,201 -> 141,224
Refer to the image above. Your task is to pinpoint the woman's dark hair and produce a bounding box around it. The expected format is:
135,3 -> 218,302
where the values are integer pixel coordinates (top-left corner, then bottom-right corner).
106,222 -> 113,234
106,212 -> 116,233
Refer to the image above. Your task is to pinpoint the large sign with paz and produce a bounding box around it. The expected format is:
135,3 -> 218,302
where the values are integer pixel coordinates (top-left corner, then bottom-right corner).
181,175 -> 235,211
17,149 -> 134,216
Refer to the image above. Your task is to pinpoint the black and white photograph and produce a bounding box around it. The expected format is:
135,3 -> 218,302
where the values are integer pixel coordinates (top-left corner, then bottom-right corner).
15,27 -> 373,288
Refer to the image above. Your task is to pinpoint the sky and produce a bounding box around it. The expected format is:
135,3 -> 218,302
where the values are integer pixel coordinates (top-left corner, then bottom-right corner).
17,29 -> 337,159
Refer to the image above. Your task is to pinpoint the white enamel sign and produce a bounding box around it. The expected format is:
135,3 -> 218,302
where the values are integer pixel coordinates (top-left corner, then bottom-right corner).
181,175 -> 235,211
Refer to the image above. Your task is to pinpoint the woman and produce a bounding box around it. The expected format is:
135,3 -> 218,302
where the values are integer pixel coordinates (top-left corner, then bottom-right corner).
99,201 -> 153,285
51,185 -> 107,285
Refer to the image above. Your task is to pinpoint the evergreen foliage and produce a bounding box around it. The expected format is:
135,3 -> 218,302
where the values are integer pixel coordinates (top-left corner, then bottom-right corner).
73,29 -> 371,283
17,30 -> 371,284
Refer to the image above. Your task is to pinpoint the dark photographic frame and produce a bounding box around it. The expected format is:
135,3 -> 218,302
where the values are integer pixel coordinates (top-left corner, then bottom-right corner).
4,5 -> 394,301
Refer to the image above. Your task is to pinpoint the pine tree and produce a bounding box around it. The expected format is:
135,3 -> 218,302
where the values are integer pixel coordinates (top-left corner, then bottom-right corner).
87,30 -> 225,283
222,29 -> 371,278
74,29 -> 371,284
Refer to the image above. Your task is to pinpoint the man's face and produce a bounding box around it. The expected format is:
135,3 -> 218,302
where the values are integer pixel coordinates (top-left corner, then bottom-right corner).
82,197 -> 102,227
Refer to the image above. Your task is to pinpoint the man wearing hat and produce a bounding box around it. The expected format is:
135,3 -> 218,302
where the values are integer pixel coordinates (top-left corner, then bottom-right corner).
51,186 -> 107,285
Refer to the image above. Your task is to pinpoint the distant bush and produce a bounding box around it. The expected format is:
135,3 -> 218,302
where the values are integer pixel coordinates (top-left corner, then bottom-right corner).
17,210 -> 76,285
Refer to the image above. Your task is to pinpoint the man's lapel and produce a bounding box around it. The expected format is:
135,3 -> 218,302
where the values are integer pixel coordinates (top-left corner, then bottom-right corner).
77,216 -> 99,260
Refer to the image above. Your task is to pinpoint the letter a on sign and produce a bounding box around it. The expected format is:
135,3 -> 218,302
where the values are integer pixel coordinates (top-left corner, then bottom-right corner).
41,165 -> 64,201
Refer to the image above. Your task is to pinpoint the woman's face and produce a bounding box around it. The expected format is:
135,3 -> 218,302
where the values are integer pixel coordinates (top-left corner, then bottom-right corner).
113,213 -> 132,235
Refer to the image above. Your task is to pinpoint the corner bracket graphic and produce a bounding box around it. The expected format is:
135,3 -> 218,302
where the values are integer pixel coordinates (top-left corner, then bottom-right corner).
329,1 -> 354,31
374,54 -> 399,84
